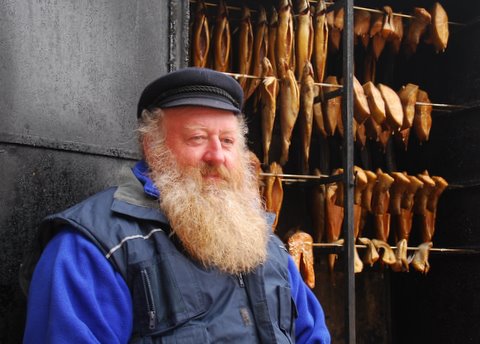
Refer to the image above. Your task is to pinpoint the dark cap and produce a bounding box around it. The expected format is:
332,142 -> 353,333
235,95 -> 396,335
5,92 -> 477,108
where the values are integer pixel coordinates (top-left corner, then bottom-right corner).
137,67 -> 244,117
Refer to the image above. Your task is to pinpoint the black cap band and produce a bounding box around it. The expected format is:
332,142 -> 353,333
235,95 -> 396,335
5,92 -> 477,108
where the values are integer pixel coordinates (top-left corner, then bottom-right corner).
151,85 -> 240,110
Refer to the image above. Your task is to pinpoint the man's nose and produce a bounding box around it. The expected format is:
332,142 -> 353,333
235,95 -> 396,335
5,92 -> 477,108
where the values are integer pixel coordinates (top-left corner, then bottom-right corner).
203,137 -> 225,165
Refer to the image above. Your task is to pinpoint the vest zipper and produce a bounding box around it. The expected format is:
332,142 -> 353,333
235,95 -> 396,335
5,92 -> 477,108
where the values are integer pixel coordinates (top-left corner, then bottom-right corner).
141,269 -> 156,330
238,273 -> 245,287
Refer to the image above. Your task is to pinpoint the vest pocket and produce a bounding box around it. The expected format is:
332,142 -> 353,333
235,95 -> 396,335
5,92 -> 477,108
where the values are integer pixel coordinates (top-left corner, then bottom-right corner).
140,269 -> 158,330
130,254 -> 208,335
277,286 -> 297,339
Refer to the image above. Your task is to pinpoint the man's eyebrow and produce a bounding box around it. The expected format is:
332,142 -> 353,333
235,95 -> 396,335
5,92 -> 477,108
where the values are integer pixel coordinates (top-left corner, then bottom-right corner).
183,124 -> 237,134
184,124 -> 207,131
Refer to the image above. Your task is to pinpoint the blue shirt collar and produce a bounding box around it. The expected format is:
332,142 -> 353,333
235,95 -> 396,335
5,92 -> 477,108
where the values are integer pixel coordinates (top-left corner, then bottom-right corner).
132,160 -> 160,199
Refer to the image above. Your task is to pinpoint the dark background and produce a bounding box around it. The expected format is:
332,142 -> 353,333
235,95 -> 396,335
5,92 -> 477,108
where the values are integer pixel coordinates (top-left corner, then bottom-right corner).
2,0 -> 480,343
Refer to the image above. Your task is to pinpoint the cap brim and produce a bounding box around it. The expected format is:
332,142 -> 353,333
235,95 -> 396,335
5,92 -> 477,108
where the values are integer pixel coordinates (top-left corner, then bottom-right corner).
160,97 -> 241,113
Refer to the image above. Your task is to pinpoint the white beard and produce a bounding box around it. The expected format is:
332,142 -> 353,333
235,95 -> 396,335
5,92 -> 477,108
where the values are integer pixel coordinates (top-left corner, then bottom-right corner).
146,143 -> 269,275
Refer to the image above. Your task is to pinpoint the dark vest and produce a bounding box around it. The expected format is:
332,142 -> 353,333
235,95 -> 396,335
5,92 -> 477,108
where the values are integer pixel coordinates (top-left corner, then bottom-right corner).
21,169 -> 297,343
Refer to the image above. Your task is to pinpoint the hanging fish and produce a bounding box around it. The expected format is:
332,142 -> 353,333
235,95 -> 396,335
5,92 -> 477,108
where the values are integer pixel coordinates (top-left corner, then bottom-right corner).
413,89 -> 433,142
403,7 -> 431,58
299,62 -> 315,173
354,9 -> 371,48
353,76 -> 371,125
279,62 -> 300,166
388,13 -> 404,54
371,6 -> 394,60
427,2 -> 449,53
322,76 -> 341,136
264,162 -> 284,230
313,0 -> 328,83
237,5 -> 254,92
328,1 -> 344,54
327,0 -> 345,53
276,0 -> 294,79
363,81 -> 386,125
411,171 -> 444,273
267,6 -> 279,77
378,83 -> 404,130
397,174 -> 423,242
356,121 -> 367,150
326,169 -> 345,272
287,230 -> 316,288
294,0 -> 314,82
245,5 -> 268,101
259,57 -> 278,164
212,0 -> 231,72
191,0 -> 210,68
313,84 -> 327,138
398,83 -> 419,130
371,168 -> 395,242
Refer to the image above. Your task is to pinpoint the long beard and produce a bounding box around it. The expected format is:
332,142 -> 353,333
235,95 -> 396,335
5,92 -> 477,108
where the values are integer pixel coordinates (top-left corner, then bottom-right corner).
146,144 -> 268,275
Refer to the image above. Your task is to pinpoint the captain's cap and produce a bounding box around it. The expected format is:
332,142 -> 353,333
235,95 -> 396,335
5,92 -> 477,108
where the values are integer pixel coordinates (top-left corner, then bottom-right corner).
137,67 -> 244,117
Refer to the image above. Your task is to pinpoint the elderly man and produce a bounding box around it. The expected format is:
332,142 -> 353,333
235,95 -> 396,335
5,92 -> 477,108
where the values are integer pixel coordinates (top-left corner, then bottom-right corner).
22,68 -> 330,343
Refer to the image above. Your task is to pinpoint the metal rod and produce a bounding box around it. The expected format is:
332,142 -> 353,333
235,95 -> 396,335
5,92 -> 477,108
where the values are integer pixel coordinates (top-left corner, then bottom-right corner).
259,172 -> 344,185
260,172 -> 329,179
223,71 -> 344,88
342,0 -> 355,342
447,181 -> 480,190
223,71 -> 258,80
417,102 -> 469,110
311,242 -> 480,255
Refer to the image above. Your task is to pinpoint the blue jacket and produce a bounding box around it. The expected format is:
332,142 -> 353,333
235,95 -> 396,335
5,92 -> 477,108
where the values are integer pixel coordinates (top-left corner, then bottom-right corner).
23,162 -> 330,343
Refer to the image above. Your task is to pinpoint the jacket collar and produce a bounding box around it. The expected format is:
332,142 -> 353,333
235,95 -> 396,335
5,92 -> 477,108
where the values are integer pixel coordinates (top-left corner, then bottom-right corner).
111,162 -> 169,224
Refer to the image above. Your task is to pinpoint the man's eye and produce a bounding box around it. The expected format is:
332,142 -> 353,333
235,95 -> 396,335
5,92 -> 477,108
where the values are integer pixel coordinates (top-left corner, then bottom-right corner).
189,136 -> 206,143
221,138 -> 235,146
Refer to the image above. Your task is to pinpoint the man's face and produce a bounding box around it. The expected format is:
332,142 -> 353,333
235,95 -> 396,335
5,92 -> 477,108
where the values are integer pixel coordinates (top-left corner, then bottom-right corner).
162,106 -> 241,180
145,106 -> 268,274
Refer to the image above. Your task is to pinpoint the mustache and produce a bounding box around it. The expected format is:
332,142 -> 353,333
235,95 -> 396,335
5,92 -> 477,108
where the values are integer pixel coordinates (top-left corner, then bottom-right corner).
199,164 -> 232,181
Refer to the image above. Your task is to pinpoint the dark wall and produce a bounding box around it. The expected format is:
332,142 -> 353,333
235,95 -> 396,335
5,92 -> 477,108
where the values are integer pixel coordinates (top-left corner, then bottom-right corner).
0,1 -> 189,342
388,3 -> 480,344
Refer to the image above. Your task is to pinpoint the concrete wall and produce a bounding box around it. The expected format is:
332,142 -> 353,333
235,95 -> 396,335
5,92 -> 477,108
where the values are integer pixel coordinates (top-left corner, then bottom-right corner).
0,1 -> 189,341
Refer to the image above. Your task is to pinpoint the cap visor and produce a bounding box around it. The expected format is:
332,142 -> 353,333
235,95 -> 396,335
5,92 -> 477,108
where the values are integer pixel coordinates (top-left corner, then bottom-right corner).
160,97 -> 240,113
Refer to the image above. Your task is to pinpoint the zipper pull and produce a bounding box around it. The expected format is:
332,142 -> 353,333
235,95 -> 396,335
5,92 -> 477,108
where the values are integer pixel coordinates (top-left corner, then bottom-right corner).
148,310 -> 156,330
238,273 -> 245,287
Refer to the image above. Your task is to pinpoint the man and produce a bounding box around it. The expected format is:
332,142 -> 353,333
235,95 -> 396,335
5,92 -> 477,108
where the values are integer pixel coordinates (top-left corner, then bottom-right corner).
21,67 -> 330,343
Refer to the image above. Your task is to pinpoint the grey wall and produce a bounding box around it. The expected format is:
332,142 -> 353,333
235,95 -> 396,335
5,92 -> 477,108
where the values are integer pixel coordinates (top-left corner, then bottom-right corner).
0,0 -> 189,341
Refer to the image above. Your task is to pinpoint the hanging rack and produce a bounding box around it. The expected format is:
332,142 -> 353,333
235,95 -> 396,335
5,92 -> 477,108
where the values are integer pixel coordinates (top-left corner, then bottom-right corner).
222,71 -> 468,112
350,5 -> 464,27
259,172 -> 471,195
311,242 -> 480,255
260,171 -> 344,185
190,0 -> 246,13
190,0 -> 465,27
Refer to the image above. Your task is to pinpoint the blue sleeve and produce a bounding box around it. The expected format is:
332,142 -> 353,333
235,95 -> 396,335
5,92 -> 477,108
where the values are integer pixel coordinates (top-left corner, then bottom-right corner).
23,229 -> 133,344
288,255 -> 331,344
